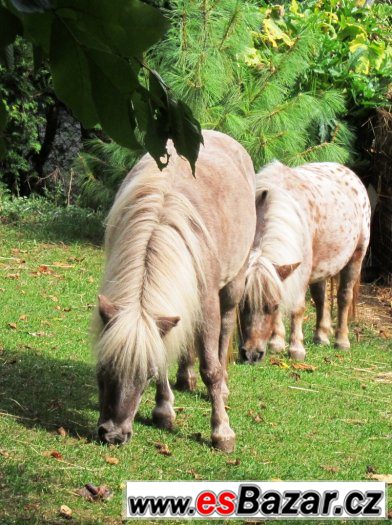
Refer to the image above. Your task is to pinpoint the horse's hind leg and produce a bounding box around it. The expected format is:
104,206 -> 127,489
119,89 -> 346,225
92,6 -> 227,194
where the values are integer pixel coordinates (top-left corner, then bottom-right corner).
175,350 -> 197,392
269,310 -> 286,353
335,249 -> 364,350
152,373 -> 176,430
310,280 -> 332,345
199,291 -> 235,453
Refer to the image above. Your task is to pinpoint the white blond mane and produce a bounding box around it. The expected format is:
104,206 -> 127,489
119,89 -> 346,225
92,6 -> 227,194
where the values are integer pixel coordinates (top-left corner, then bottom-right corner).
93,158 -> 209,381
245,161 -> 307,312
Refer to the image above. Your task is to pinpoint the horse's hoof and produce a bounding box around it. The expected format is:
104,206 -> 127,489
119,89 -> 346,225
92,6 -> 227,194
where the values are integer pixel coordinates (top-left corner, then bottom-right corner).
289,348 -> 306,361
334,341 -> 350,351
313,334 -> 330,346
175,376 -> 197,392
212,434 -> 236,453
152,408 -> 175,430
269,341 -> 286,353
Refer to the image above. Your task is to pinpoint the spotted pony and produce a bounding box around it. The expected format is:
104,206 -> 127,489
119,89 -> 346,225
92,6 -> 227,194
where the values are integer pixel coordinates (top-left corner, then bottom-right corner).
239,161 -> 371,363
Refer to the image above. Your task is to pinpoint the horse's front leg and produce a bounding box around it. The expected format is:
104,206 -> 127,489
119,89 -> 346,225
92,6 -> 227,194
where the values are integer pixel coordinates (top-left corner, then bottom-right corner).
288,298 -> 306,361
199,294 -> 235,453
175,350 -> 197,392
269,310 -> 286,353
310,280 -> 332,345
152,373 -> 176,430
219,269 -> 246,402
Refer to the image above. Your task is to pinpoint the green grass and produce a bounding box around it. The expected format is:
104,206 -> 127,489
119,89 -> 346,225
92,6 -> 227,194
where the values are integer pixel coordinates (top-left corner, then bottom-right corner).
0,199 -> 391,524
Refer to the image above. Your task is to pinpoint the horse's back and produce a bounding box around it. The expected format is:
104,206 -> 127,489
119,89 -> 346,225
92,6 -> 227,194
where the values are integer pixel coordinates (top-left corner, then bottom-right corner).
257,161 -> 370,281
116,130 -> 256,288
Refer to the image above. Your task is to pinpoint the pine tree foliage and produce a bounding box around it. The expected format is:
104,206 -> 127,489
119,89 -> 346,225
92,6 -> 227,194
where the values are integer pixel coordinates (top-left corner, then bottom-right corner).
75,140 -> 138,210
149,0 -> 354,170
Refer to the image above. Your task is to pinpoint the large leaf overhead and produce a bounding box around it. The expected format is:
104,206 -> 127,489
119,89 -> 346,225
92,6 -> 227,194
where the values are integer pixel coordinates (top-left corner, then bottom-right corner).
55,0 -> 169,57
0,6 -> 22,48
0,0 -> 203,172
9,0 -> 52,13
50,17 -> 99,128
87,50 -> 140,148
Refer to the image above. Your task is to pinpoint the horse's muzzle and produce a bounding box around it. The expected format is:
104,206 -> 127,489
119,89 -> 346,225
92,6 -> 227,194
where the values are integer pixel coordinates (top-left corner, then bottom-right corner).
239,346 -> 266,364
98,421 -> 132,445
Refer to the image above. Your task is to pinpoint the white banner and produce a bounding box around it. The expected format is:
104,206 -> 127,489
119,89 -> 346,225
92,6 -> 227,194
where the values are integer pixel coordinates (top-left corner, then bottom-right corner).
125,481 -> 387,519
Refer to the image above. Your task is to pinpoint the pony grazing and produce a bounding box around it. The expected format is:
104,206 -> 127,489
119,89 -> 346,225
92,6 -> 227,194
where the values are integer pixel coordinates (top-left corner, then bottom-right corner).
93,130 -> 256,452
239,161 -> 371,363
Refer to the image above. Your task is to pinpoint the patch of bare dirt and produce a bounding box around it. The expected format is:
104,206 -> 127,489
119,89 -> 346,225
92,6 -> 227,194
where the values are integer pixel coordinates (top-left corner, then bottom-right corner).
357,283 -> 392,338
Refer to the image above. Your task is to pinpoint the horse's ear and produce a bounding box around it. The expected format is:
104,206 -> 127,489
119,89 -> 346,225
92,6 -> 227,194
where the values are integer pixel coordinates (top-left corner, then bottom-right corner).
274,262 -> 301,281
98,294 -> 118,324
156,316 -> 180,337
254,190 -> 269,245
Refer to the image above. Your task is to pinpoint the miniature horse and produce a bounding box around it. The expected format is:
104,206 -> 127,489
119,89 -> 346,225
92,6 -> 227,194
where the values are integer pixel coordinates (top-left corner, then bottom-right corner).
93,130 -> 256,452
239,161 -> 371,363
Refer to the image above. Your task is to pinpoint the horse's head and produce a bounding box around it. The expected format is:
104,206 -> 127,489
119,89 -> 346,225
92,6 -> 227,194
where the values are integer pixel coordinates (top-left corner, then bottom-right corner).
96,294 -> 179,445
238,259 -> 300,364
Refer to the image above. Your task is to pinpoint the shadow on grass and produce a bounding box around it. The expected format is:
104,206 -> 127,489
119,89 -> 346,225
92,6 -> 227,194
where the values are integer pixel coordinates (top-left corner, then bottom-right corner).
0,347 -> 97,440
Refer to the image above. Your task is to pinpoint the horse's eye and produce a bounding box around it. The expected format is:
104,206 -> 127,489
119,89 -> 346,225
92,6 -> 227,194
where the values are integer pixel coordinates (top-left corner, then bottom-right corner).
263,304 -> 271,315
273,304 -> 279,312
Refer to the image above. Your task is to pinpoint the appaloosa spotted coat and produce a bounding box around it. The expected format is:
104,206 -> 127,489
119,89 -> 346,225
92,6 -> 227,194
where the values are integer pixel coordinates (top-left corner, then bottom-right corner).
239,161 -> 371,362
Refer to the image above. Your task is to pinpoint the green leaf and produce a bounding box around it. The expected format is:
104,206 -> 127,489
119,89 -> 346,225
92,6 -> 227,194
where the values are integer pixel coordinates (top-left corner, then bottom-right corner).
9,0 -> 52,14
56,0 -> 169,57
21,11 -> 53,53
49,17 -> 98,128
170,100 -> 203,176
0,99 -> 8,130
86,50 -> 139,148
0,137 -> 6,159
144,111 -> 170,170
0,6 -> 23,47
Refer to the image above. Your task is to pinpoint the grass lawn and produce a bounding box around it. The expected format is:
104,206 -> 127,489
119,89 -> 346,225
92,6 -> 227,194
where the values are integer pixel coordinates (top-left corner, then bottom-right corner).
0,202 -> 391,524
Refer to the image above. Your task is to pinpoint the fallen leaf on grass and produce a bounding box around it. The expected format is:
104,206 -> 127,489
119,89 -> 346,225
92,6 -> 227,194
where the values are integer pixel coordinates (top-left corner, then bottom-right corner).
187,469 -> 202,480
24,503 -> 39,512
57,427 -> 67,437
6,273 -> 20,279
19,314 -> 27,321
374,372 -> 392,384
59,505 -> 72,519
53,262 -> 74,269
43,450 -> 63,460
290,372 -> 301,381
76,483 -> 113,502
0,450 -> 10,458
368,474 -> 392,483
105,456 -> 119,465
247,410 -> 264,423
321,465 -> 340,473
28,331 -> 50,338
226,458 -> 241,466
269,357 -> 289,368
47,295 -> 58,302
154,442 -> 172,456
291,363 -> 316,372
341,419 -> 365,425
7,323 -> 17,330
